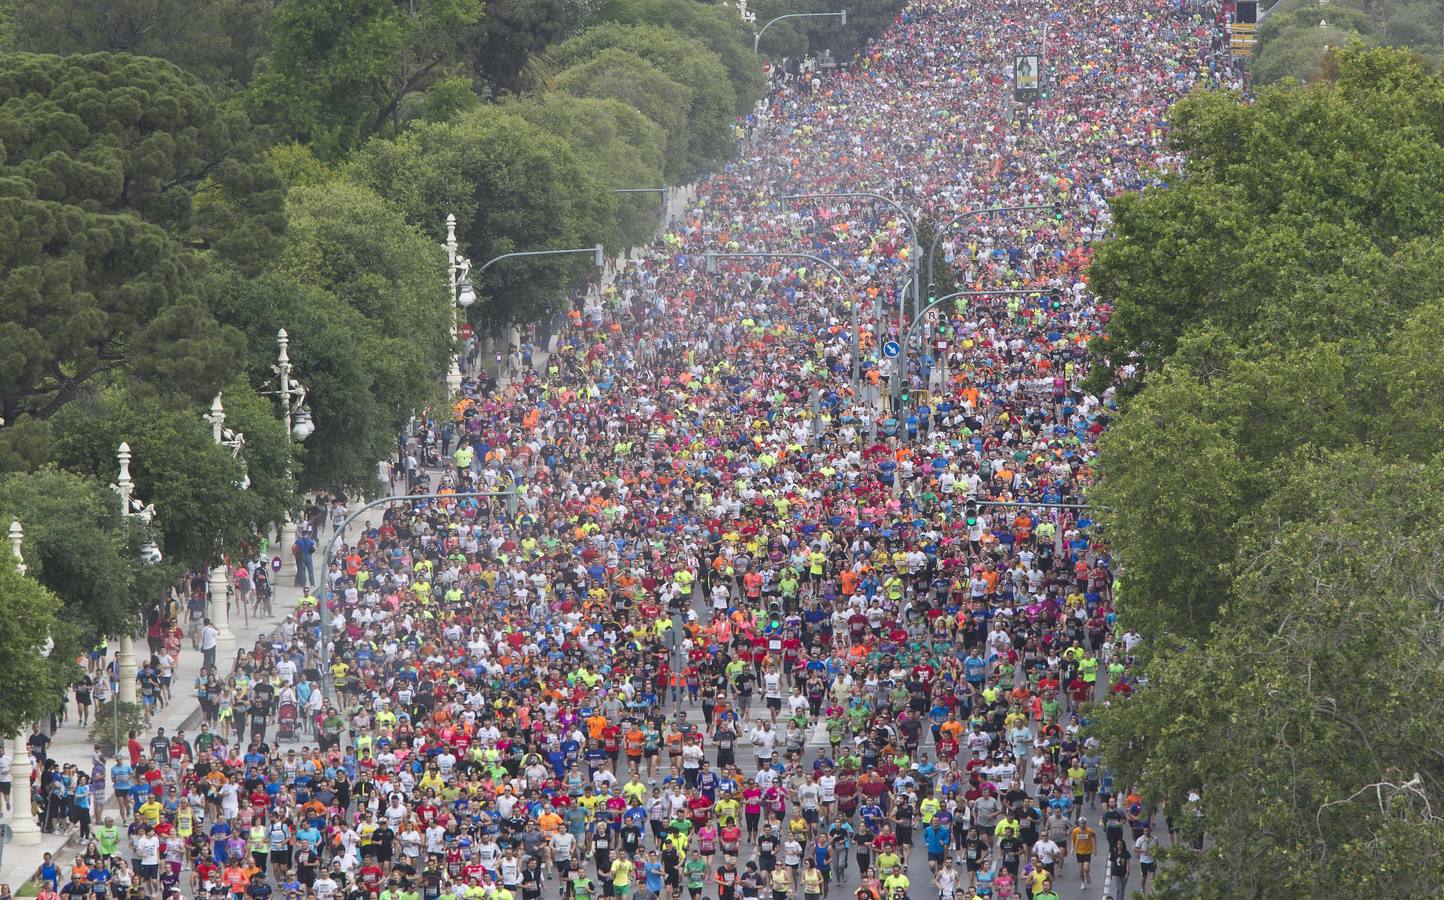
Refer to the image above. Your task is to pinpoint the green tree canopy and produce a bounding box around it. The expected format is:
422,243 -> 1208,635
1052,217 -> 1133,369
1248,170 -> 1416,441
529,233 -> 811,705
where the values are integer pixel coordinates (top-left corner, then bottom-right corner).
1090,50 -> 1444,893
0,191 -> 244,425
467,0 -> 596,94
0,563 -> 70,735
1093,452 -> 1444,897
1252,0 -> 1444,83
352,106 -> 615,323
549,23 -> 735,181
1091,48 -> 1444,380
247,0 -> 483,161
50,381 -> 291,569
503,92 -> 666,248
9,0 -> 273,84
209,270 -> 397,495
0,468 -> 138,641
597,0 -> 763,112
272,181 -> 451,413
551,48 -> 690,183
0,53 -> 286,266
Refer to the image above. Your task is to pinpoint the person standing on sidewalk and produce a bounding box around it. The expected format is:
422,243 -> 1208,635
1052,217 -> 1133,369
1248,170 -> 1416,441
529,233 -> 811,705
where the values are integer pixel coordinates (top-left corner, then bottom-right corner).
0,743 -> 10,817
200,620 -> 220,670
292,532 -> 316,588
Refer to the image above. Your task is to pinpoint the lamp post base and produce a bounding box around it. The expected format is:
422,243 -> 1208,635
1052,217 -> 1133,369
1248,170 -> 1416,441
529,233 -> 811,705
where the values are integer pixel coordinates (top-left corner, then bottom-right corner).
209,564 -> 236,669
278,519 -> 298,579
117,634 -> 138,705
7,735 -> 42,844
447,355 -> 463,393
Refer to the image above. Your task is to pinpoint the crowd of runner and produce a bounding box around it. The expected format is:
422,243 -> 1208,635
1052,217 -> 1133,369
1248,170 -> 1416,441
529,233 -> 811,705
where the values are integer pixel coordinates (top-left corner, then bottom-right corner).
15,0 -> 1240,897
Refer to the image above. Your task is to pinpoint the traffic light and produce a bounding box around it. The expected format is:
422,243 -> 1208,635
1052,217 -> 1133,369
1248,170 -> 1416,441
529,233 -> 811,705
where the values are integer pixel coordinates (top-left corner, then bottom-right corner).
965,500 -> 978,526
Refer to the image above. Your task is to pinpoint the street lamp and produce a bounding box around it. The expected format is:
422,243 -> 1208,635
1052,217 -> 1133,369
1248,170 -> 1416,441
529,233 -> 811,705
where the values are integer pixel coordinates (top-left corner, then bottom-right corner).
704,249 -> 863,403
443,229 -> 608,388
444,214 -> 476,393
472,244 -> 607,383
6,520 -> 42,845
270,329 -> 313,588
201,393 -> 249,659
110,441 -> 156,709
475,245 -> 608,277
754,9 -> 846,55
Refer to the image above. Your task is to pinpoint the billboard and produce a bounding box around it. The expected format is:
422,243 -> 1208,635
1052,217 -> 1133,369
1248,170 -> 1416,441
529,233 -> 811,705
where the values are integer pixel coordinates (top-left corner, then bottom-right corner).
1014,54 -> 1040,101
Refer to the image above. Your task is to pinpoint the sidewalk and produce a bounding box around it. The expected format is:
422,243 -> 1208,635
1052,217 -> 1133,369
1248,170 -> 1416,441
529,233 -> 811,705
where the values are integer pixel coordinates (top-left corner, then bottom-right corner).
0,569 -> 315,892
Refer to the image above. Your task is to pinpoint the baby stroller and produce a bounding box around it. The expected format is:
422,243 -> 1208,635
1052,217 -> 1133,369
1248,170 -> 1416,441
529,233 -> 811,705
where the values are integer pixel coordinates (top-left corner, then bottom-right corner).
276,701 -> 300,742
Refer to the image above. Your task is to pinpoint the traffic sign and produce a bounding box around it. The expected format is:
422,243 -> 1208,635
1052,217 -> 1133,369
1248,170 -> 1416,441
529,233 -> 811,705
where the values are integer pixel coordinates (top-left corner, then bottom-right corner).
271,555 -> 282,572
882,340 -> 901,358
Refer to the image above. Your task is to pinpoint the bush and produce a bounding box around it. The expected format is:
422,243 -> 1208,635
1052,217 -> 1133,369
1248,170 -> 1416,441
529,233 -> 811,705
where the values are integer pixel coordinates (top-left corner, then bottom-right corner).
89,701 -> 148,757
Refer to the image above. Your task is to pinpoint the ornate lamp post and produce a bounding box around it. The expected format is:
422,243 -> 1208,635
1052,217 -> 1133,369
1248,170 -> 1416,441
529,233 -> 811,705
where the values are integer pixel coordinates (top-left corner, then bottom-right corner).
271,329 -> 314,583
6,521 -> 42,844
444,214 -> 477,393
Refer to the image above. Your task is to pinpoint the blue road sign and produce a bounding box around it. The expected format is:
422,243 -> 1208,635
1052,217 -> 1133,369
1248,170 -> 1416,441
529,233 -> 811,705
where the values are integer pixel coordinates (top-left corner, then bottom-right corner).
882,340 -> 901,358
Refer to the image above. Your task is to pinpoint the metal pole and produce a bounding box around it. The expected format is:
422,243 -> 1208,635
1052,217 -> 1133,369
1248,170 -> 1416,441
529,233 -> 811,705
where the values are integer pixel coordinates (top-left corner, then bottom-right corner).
114,443 -> 141,706
870,287 -> 883,440
7,529 -> 40,844
276,330 -> 299,582
204,395 -> 236,661
810,386 -> 822,446
752,10 -> 847,55
317,486 -> 517,700
476,247 -> 608,276
894,275 -> 907,402
445,214 -> 463,393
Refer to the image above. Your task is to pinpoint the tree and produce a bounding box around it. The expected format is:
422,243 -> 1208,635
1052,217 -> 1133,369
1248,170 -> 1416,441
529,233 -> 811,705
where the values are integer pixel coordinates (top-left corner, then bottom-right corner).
504,93 -> 666,248
270,180 -> 451,448
1090,49 -> 1444,382
49,382 -> 291,569
1251,0 -> 1444,83
1089,361 -> 1245,643
0,564 -> 70,736
0,190 -> 245,425
209,271 -> 383,494
9,0 -> 273,84
468,0 -> 597,94
1090,51 -> 1444,894
0,53 -> 286,267
548,23 -> 736,180
1092,452 -> 1444,898
1253,23 -> 1361,84
247,0 -> 483,161
552,48 -> 691,183
0,469 -> 139,641
597,0 -> 764,112
352,106 -> 616,323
